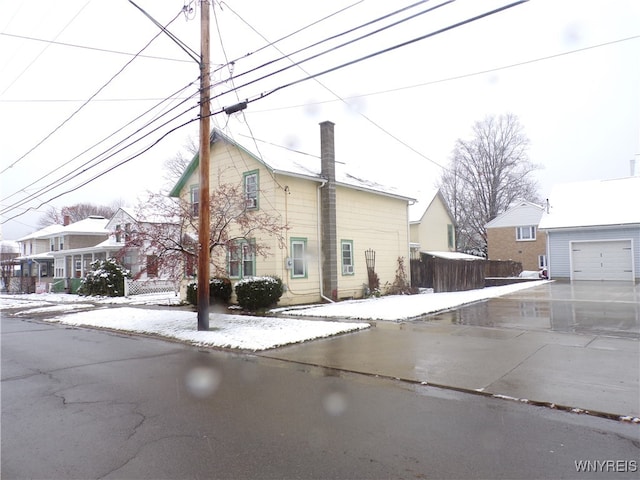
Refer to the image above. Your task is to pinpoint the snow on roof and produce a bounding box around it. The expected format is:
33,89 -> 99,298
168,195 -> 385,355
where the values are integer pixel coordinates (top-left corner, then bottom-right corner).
232,131 -> 414,201
539,176 -> 640,229
17,216 -> 110,241
422,251 -> 484,260
409,189 -> 439,223
485,201 -> 544,228
16,223 -> 66,242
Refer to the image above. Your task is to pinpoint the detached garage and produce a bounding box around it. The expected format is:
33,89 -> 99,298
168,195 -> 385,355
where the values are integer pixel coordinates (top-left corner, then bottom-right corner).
571,240 -> 633,281
539,177 -> 640,283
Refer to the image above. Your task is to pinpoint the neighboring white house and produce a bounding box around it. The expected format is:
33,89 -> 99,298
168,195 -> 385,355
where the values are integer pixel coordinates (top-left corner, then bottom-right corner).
539,176 -> 640,282
409,189 -> 456,256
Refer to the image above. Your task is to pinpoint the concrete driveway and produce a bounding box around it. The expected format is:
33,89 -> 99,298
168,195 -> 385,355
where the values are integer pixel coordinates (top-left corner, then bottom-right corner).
261,281 -> 640,419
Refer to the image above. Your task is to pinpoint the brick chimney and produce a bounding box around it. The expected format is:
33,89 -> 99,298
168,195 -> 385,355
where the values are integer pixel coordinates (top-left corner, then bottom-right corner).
320,121 -> 338,300
63,215 -> 71,226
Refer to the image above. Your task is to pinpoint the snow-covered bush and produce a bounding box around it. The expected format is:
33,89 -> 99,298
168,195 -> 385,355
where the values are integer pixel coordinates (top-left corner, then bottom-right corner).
234,276 -> 283,311
186,277 -> 233,306
78,258 -> 130,297
210,277 -> 232,303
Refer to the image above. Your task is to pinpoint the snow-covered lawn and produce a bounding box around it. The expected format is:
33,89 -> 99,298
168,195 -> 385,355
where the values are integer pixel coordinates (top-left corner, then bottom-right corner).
0,280 -> 548,351
274,280 -> 549,321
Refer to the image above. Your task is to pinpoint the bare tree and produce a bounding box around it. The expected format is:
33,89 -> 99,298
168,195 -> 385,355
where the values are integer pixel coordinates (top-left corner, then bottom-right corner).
439,113 -> 541,254
120,183 -> 288,283
37,201 -> 124,228
163,135 -> 198,187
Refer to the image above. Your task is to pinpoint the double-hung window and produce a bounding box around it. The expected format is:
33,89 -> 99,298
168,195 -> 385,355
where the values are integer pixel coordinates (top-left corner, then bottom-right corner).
341,240 -> 354,275
190,185 -> 200,218
291,238 -> 307,278
516,226 -> 536,241
228,239 -> 255,279
447,224 -> 455,249
244,170 -> 259,210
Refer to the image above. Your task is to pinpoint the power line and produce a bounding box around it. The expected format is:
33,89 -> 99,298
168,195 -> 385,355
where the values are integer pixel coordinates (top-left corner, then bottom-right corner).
246,1 -> 529,106
212,0 -> 365,76
0,9 -> 184,176
128,0 -> 200,63
0,32 -> 195,63
0,88 -> 201,214
1,79 -> 199,204
211,0 -> 455,102
0,1 -> 91,95
3,1 -> 531,222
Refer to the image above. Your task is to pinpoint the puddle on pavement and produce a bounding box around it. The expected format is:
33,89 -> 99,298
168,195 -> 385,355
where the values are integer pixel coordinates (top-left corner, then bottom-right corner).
417,297 -> 639,339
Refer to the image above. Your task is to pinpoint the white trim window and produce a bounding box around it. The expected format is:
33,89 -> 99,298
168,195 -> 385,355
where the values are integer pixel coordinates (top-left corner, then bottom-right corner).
538,254 -> 547,269
341,240 -> 354,275
291,238 -> 307,278
244,170 -> 259,209
190,185 -> 200,218
516,226 -> 536,241
228,240 -> 255,279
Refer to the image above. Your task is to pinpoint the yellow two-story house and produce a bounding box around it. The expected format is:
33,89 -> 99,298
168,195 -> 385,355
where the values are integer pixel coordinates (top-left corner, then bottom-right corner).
169,121 -> 415,306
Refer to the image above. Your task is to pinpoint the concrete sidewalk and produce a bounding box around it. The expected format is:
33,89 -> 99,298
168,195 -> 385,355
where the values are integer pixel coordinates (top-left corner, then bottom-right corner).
260,283 -> 640,419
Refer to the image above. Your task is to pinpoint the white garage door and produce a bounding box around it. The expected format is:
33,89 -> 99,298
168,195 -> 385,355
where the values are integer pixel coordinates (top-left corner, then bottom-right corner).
571,240 -> 633,281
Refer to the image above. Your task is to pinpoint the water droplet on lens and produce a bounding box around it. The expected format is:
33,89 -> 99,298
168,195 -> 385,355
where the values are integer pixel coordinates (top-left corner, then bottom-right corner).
323,391 -> 347,416
185,367 -> 221,398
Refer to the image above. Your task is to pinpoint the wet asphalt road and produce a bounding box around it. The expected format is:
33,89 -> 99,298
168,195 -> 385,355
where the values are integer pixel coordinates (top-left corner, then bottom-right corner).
2,316 -> 639,479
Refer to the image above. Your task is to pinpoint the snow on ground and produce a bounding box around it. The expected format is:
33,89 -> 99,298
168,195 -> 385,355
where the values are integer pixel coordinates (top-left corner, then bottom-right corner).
0,280 -> 549,350
44,307 -> 369,351
274,280 -> 549,321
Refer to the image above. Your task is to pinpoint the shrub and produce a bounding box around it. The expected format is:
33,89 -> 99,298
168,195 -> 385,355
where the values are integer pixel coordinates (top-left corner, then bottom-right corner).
78,258 -> 130,297
210,277 -> 232,303
234,276 -> 284,311
186,282 -> 197,305
186,277 -> 233,306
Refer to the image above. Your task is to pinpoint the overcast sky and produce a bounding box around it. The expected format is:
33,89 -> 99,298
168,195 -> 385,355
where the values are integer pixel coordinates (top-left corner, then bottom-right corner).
1,0 -> 638,240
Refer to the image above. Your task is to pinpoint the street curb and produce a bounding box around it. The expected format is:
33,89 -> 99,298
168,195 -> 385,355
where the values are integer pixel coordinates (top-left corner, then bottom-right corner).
256,353 -> 640,424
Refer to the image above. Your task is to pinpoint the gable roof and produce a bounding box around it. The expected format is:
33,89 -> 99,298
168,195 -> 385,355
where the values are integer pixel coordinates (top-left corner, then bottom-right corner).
485,201 -> 544,228
170,128 -> 414,202
409,189 -> 438,223
538,176 -> 640,229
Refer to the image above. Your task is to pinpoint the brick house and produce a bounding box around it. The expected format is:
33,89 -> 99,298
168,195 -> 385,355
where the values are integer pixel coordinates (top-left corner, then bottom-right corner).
485,201 -> 547,272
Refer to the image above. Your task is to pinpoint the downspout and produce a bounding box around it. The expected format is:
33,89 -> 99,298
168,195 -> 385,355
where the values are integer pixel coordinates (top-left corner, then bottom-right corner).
317,180 -> 334,303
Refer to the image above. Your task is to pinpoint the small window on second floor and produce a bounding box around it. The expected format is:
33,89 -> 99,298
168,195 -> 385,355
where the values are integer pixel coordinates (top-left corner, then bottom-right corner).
115,225 -> 122,243
516,226 -> 536,241
190,185 -> 200,218
244,170 -> 259,210
447,224 -> 455,249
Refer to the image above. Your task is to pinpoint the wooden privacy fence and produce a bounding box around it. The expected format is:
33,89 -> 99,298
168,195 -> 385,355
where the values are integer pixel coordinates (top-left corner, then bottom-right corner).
485,260 -> 522,277
411,255 -> 485,293
411,255 -> 523,293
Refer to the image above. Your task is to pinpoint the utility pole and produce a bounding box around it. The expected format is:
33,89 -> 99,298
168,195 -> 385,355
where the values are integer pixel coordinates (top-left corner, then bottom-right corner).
197,0 -> 211,331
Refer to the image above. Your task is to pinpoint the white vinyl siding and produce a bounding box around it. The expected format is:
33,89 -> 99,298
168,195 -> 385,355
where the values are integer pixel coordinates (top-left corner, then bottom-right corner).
547,227 -> 639,281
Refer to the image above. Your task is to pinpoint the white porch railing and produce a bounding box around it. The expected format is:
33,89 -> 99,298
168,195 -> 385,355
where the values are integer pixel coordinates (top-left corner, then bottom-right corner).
124,278 -> 177,296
